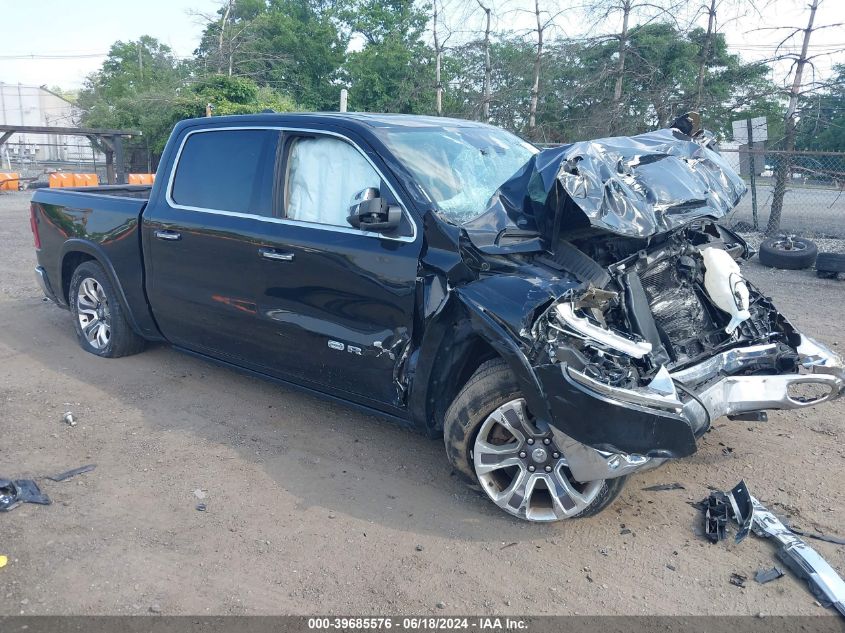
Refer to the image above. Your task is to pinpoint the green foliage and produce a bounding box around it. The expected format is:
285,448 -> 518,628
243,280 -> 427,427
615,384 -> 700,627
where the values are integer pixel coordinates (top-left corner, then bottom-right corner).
173,75 -> 297,119
79,37 -> 298,155
343,0 -> 434,113
76,7 -> 799,159
796,64 -> 845,152
77,37 -> 189,153
194,0 -> 348,110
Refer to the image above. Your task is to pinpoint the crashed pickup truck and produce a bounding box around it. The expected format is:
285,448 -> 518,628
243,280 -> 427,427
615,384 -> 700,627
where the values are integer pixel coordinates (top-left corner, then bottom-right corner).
31,112 -> 844,522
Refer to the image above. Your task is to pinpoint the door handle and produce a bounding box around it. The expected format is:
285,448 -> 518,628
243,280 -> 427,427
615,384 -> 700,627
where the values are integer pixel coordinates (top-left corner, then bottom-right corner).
259,248 -> 295,262
154,229 -> 181,241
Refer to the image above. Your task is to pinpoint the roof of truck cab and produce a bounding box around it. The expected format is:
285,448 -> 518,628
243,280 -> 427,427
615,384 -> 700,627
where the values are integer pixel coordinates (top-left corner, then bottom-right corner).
182,112 -> 492,130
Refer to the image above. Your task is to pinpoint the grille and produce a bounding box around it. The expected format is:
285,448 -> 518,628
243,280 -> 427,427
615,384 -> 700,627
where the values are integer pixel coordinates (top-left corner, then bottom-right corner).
640,257 -> 713,358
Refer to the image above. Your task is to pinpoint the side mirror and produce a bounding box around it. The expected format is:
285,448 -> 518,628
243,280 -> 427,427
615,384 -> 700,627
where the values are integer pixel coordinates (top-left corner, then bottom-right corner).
347,188 -> 401,231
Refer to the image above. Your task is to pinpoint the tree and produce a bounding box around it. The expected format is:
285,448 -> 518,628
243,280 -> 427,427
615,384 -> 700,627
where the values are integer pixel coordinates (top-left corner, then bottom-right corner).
343,0 -> 434,113
77,37 -> 188,154
194,0 -> 348,110
765,0 -> 834,235
796,64 -> 845,152
79,38 -> 297,162
588,0 -> 680,133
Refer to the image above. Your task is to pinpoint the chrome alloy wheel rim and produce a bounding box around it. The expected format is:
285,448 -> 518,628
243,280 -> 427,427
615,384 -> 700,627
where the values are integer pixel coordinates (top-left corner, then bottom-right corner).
76,277 -> 111,350
772,238 -> 806,251
472,398 -> 603,521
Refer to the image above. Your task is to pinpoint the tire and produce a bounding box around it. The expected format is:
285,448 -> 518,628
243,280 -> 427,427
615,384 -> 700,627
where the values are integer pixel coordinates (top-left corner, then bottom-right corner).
443,358 -> 626,522
816,252 -> 845,276
69,261 -> 145,358
758,237 -> 818,270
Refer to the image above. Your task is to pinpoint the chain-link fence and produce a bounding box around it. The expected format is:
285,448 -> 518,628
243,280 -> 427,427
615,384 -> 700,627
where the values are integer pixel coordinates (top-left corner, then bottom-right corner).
720,149 -> 845,239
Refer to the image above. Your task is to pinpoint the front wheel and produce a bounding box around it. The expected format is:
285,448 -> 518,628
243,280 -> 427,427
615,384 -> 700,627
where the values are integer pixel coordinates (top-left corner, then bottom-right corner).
69,261 -> 145,358
443,359 -> 626,522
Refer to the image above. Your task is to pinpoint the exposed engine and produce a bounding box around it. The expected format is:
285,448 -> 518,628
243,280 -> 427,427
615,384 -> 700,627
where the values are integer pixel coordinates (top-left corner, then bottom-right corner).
535,220 -> 800,392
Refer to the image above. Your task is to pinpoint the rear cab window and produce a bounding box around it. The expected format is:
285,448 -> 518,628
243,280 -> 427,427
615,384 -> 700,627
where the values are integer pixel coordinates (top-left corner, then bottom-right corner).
170,129 -> 280,217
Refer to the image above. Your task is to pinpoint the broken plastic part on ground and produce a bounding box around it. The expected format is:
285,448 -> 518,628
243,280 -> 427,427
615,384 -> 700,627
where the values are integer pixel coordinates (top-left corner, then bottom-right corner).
700,480 -> 845,617
704,491 -> 731,543
0,478 -> 51,512
641,482 -> 685,492
755,567 -> 785,585
46,464 -> 96,482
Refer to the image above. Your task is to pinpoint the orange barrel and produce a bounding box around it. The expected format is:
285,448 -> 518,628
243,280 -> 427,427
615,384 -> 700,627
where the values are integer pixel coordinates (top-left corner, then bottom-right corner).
1,172 -> 20,190
49,173 -> 63,188
128,174 -> 143,185
58,173 -> 75,188
73,173 -> 99,187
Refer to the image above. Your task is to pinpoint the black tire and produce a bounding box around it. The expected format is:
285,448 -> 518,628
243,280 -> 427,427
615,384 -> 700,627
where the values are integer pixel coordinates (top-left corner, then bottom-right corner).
69,261 -> 145,358
443,358 -> 626,520
758,237 -> 818,270
816,252 -> 845,275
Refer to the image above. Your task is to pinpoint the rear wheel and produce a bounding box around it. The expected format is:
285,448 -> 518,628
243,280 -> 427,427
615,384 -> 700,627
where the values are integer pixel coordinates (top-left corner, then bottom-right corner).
69,261 -> 145,358
443,358 -> 626,522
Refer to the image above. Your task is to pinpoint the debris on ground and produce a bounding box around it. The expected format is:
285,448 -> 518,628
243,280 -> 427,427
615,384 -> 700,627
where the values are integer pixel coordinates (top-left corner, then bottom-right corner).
697,480 -> 845,617
196,503 -> 207,512
193,489 -> 207,500
0,555 -> 7,569
729,573 -> 747,588
642,483 -> 685,492
46,464 -> 96,482
0,478 -> 51,512
704,491 -> 731,543
790,527 -> 845,546
62,412 -> 76,427
755,567 -> 785,585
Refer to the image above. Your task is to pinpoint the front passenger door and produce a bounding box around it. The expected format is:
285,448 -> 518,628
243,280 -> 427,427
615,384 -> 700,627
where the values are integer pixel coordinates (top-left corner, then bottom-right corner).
251,132 -> 422,409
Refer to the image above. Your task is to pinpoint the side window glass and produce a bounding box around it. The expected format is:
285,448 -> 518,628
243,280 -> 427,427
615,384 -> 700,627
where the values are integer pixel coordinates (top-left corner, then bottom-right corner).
285,137 -> 381,226
171,129 -> 279,217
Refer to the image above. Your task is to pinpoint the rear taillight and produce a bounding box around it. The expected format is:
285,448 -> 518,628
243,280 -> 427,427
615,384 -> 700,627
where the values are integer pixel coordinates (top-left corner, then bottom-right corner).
30,203 -> 41,249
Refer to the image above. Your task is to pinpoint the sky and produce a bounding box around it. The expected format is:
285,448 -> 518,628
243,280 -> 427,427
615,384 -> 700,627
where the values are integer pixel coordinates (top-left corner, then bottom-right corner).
0,0 -> 843,91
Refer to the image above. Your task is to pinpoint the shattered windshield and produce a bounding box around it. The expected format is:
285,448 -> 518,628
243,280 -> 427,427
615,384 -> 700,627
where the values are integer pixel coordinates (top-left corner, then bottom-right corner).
377,126 -> 537,224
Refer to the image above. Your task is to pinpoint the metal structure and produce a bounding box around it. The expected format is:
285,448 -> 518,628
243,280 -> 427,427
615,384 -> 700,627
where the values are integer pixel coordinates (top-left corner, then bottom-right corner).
0,124 -> 141,184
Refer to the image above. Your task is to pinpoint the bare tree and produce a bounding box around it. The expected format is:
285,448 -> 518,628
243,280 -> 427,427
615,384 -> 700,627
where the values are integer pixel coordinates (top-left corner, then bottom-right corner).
764,0 -> 842,234
190,0 -> 256,77
433,0 -> 443,115
476,0 -> 493,122
689,0 -> 765,110
588,0 -> 680,132
693,0 -> 716,109
528,0 -> 544,135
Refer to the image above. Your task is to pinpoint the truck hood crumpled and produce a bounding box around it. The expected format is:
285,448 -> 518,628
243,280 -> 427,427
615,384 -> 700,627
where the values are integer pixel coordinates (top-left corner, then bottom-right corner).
463,127 -> 747,252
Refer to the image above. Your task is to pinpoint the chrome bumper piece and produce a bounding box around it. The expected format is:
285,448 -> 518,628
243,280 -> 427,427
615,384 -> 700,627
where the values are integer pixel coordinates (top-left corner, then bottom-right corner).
35,266 -> 58,303
553,335 -> 843,483
675,335 -> 844,427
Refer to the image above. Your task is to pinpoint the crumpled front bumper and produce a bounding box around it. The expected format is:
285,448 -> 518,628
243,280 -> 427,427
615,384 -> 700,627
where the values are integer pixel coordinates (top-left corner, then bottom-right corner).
540,334 -> 844,479
673,336 -> 844,430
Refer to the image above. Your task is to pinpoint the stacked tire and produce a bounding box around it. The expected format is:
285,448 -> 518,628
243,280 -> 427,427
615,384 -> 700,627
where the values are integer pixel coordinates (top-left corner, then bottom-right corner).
816,252 -> 845,280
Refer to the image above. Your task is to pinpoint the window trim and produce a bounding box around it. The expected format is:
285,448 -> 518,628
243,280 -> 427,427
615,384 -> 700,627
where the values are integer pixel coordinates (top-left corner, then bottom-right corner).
165,125 -> 418,243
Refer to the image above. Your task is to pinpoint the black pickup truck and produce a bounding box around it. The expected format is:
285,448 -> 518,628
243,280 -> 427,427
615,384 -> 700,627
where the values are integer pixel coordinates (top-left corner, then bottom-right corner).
31,112 -> 844,522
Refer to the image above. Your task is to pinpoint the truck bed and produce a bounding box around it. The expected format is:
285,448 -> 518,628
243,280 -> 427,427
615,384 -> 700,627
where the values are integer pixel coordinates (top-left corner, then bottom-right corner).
31,184 -> 159,340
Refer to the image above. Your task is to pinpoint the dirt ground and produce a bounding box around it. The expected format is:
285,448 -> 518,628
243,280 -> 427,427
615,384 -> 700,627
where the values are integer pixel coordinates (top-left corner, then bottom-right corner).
1,189 -> 844,616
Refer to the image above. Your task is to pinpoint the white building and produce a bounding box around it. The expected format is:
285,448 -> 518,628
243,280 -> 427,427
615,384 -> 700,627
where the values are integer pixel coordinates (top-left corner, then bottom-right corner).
0,82 -> 102,167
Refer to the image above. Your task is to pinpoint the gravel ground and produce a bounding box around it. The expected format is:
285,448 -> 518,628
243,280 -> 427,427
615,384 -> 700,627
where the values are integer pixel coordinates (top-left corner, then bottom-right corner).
1,190 -> 844,616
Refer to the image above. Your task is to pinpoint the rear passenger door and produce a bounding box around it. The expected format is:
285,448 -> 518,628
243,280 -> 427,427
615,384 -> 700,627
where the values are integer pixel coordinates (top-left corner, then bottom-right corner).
142,127 -> 282,364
